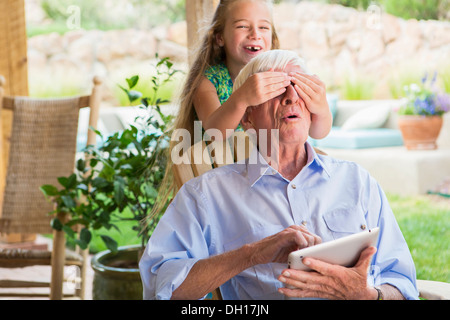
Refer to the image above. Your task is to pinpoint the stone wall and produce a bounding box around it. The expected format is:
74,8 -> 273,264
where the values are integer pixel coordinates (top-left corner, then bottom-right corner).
26,2 -> 450,105
273,2 -> 450,96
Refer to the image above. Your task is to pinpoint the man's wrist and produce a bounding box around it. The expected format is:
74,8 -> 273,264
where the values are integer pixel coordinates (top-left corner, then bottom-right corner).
372,286 -> 384,300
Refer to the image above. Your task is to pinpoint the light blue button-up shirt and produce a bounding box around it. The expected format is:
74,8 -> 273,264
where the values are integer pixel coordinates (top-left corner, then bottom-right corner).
139,142 -> 419,300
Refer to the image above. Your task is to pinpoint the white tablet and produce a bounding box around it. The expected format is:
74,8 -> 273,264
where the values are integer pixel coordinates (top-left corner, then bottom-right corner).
288,227 -> 380,271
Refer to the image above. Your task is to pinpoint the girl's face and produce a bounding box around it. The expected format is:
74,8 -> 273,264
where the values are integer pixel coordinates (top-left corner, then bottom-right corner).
216,1 -> 273,75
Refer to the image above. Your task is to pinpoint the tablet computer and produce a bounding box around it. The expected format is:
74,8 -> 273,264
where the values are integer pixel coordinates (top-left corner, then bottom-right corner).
288,227 -> 380,271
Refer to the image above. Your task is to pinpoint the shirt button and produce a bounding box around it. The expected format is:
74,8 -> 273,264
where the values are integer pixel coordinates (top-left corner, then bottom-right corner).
360,224 -> 366,230
291,184 -> 297,189
301,220 -> 307,226
271,170 -> 277,175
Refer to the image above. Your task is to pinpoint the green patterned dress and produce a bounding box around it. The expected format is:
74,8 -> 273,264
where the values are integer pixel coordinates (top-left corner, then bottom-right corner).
204,62 -> 243,131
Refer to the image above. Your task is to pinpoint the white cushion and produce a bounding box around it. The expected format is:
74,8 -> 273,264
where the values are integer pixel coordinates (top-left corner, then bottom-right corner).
341,105 -> 391,130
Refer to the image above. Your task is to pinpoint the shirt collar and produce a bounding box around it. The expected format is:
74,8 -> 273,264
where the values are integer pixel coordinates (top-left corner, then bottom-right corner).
246,141 -> 331,187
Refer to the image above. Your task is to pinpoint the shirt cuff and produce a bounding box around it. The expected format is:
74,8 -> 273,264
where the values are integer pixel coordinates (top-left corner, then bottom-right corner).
379,271 -> 419,300
154,258 -> 201,300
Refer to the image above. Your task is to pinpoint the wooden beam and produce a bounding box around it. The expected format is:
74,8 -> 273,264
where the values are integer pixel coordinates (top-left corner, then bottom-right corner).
185,0 -> 219,64
0,0 -> 29,220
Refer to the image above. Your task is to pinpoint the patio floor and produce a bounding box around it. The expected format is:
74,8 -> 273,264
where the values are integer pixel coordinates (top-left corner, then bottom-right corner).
0,235 -> 94,300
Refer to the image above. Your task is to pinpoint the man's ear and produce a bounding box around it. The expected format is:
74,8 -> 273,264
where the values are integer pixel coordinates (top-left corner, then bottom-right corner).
240,109 -> 253,131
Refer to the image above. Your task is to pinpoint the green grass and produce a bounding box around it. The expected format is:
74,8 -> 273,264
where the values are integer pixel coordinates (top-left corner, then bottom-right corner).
439,63 -> 450,94
387,193 -> 450,283
29,73 -> 87,98
86,209 -> 141,254
387,68 -> 423,99
339,73 -> 375,100
114,76 -> 179,107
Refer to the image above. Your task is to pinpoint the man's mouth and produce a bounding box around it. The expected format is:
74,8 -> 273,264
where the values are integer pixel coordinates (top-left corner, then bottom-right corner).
281,112 -> 300,121
245,46 -> 262,52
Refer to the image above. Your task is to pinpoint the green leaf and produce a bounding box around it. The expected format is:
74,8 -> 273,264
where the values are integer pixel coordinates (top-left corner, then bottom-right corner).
114,177 -> 125,204
63,225 -> 75,239
40,184 -> 59,196
89,126 -> 103,138
79,228 -> 92,245
57,174 -> 77,190
61,195 -> 76,209
92,177 -> 109,189
57,176 -> 69,188
75,239 -> 88,250
118,84 -> 142,103
142,184 -> 158,199
51,218 -> 63,231
126,75 -> 139,89
126,90 -> 143,103
67,173 -> 77,189
76,159 -> 86,172
99,164 -> 115,181
101,235 -> 118,253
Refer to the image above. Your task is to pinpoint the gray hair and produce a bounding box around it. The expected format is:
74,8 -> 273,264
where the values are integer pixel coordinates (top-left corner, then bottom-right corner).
233,50 -> 309,92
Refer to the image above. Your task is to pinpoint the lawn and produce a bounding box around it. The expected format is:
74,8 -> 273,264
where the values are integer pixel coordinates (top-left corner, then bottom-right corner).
87,193 -> 449,283
387,193 -> 450,283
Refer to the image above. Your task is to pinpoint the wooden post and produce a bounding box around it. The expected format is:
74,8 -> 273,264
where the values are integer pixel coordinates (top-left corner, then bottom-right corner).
0,0 -> 29,220
74,76 -> 103,300
50,212 -> 67,300
185,0 -> 219,64
0,76 -> 5,219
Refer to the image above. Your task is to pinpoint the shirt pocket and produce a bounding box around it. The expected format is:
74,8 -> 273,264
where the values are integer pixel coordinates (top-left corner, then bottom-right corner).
323,206 -> 368,240
223,225 -> 284,298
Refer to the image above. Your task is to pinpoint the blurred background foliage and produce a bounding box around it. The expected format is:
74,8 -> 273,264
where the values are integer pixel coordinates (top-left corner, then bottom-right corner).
313,0 -> 449,20
38,0 -> 186,33
36,0 -> 449,36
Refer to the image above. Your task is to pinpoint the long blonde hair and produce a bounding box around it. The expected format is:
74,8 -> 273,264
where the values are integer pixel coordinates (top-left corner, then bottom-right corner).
175,0 -> 279,142
148,0 -> 280,223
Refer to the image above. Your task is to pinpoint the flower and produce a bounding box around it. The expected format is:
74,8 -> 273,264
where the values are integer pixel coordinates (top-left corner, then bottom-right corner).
398,72 -> 450,116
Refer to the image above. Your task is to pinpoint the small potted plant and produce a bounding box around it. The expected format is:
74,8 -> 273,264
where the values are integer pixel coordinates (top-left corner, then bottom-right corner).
41,55 -> 180,299
397,72 -> 450,150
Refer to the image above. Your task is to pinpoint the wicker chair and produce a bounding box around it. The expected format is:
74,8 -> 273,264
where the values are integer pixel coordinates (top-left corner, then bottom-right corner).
0,75 -> 102,299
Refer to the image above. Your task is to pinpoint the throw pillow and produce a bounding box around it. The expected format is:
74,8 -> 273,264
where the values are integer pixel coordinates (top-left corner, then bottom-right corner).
341,105 -> 391,130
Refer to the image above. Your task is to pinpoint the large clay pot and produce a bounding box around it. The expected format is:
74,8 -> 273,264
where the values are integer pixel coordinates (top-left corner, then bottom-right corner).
397,115 -> 443,150
91,245 -> 143,300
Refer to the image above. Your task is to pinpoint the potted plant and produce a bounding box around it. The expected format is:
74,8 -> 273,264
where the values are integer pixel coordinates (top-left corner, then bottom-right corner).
40,55 -> 180,299
397,72 -> 450,150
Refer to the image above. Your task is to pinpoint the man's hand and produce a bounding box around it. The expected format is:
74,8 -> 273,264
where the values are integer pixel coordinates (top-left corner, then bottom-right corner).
248,225 -> 322,266
172,225 -> 320,300
278,246 -> 378,300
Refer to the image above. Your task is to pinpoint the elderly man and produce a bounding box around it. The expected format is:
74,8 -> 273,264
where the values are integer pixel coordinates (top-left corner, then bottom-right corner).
139,50 -> 419,300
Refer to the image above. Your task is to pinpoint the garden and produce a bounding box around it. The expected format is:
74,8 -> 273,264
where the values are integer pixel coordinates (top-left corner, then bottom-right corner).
1,0 -> 449,300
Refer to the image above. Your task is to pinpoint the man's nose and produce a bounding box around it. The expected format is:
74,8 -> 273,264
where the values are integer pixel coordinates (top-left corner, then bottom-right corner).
281,84 -> 298,105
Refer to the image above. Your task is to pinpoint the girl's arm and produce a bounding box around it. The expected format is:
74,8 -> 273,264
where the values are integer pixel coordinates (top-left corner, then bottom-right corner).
193,77 -> 246,138
194,72 -> 291,138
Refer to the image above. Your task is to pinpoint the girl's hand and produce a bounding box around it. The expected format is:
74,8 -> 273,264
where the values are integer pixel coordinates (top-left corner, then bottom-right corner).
290,72 -> 329,117
236,69 -> 291,108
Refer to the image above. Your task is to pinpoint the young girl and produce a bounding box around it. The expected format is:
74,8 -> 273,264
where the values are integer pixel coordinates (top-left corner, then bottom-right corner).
174,0 -> 332,144
150,0 -> 332,220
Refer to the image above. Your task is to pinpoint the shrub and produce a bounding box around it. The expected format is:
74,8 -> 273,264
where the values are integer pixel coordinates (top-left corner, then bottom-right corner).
380,0 -> 450,21
309,0 -> 449,20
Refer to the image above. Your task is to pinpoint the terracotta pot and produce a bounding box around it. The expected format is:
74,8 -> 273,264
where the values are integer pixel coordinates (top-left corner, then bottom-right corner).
397,115 -> 443,150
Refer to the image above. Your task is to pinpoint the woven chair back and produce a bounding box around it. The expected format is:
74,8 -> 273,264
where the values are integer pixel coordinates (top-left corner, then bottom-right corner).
0,97 -> 81,234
